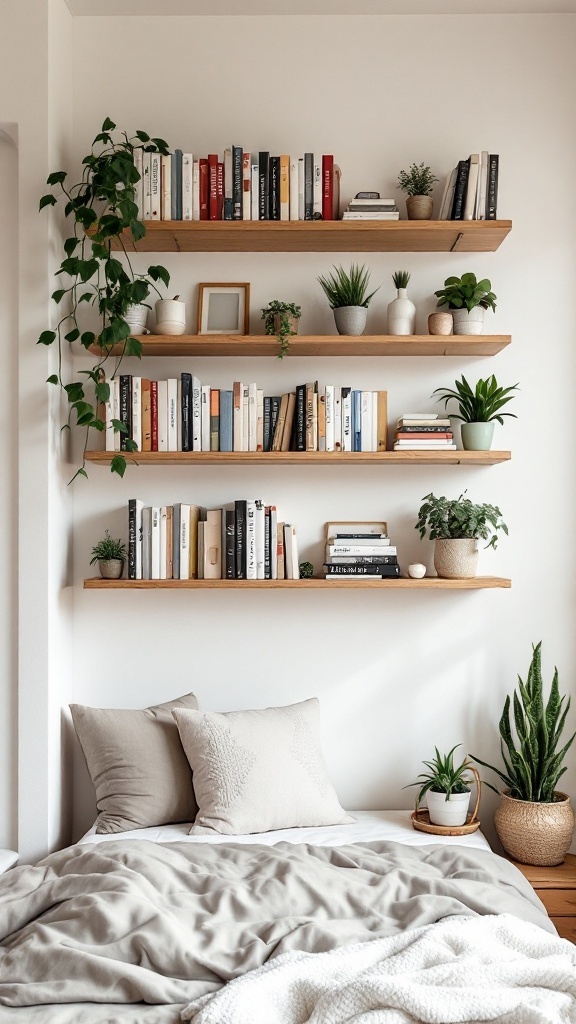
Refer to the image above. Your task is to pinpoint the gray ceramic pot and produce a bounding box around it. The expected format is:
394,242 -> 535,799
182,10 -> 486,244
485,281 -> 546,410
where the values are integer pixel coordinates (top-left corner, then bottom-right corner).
333,306 -> 367,336
98,559 -> 124,580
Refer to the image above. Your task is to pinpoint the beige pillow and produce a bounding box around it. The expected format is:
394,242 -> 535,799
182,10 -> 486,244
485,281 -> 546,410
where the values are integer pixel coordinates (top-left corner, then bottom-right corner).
173,698 -> 351,836
71,692 -> 199,834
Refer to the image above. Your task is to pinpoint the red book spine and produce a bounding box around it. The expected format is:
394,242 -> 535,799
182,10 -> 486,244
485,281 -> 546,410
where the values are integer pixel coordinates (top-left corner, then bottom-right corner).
208,154 -> 218,220
150,380 -> 158,451
322,154 -> 333,221
199,159 -> 208,220
217,161 -> 224,220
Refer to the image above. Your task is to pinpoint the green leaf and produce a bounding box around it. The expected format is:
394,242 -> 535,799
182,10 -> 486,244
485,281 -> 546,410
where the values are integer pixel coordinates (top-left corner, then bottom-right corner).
125,336 -> 143,358
51,289 -> 66,304
101,117 -> 116,132
39,194 -> 57,211
37,330 -> 56,346
64,327 -> 80,343
95,381 -> 110,403
64,382 -> 85,402
64,237 -> 79,257
46,170 -> 67,186
80,331 -> 96,350
130,219 -> 146,243
110,454 -> 127,477
148,264 -> 170,289
46,374 -> 59,385
135,131 -> 150,143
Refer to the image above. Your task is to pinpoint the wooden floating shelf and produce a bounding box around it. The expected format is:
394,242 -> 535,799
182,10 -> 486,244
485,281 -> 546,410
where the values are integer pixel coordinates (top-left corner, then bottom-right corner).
86,450 -> 510,467
84,577 -> 511,590
91,334 -> 511,359
101,220 -> 512,254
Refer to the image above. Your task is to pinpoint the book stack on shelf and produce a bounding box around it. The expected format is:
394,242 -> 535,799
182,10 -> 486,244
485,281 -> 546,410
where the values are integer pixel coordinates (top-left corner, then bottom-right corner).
323,521 -> 400,581
393,413 -> 455,452
106,376 -> 388,454
136,147 -> 341,223
342,194 -> 400,221
438,152 -> 499,221
128,498 -> 299,582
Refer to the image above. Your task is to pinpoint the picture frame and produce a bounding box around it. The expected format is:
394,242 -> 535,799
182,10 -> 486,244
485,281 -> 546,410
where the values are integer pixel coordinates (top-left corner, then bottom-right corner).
197,283 -> 250,335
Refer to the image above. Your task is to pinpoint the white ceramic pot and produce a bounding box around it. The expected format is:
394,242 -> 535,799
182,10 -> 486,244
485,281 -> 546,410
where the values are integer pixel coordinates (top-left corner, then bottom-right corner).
124,303 -> 149,334
434,538 -> 478,579
408,563 -> 426,579
461,421 -> 495,451
387,288 -> 416,335
452,307 -> 485,335
155,298 -> 187,336
427,789 -> 471,827
333,306 -> 367,336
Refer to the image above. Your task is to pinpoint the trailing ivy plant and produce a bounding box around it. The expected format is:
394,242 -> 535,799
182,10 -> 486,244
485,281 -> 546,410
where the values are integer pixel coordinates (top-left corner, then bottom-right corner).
38,117 -> 171,480
260,299 -> 302,359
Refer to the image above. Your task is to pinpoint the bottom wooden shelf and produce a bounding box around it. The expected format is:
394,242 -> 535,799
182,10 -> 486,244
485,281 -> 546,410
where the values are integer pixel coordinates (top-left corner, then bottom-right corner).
83,576 -> 511,590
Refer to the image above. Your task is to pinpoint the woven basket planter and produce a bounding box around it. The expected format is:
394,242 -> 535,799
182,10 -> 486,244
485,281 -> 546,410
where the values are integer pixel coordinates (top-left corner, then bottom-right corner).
494,790 -> 575,866
434,538 -> 478,579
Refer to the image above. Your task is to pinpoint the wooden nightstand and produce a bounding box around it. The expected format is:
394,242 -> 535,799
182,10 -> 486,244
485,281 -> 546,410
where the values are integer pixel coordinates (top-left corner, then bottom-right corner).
511,854 -> 576,942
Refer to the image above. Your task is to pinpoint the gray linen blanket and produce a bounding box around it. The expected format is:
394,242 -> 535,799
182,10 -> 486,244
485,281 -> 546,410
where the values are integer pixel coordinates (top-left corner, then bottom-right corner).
0,839 -> 553,1023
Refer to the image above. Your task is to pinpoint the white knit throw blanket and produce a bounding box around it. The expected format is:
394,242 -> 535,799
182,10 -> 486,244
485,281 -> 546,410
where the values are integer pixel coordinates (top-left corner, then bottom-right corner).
182,913 -> 576,1024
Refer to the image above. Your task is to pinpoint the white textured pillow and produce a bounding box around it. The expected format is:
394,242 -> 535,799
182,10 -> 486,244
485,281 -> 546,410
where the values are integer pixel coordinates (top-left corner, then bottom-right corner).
173,698 -> 351,836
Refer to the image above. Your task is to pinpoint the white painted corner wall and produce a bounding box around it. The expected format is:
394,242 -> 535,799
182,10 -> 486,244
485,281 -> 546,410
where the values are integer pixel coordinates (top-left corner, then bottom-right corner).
3,8 -> 576,858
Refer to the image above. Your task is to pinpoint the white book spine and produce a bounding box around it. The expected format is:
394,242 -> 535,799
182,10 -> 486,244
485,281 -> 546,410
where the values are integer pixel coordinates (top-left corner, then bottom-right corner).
142,152 -> 152,220
361,391 -> 373,452
159,507 -> 168,580
167,378 -> 178,451
242,384 -> 249,452
161,154 -> 171,221
342,388 -> 352,452
256,388 -> 264,452
192,376 -> 202,451
177,379 -> 182,451
333,387 -> 342,452
313,158 -> 322,217
246,500 -> 257,579
270,506 -> 278,580
477,150 -> 489,220
134,149 -> 144,220
242,152 -> 251,220
105,376 -> 115,451
248,382 -> 257,452
312,391 -> 318,451
201,385 -> 211,451
325,385 -> 335,452
131,376 -> 142,451
251,163 -> 259,222
149,153 -> 161,220
329,544 -> 397,556
157,380 -> 168,451
182,153 -> 193,220
318,386 -> 326,452
255,499 -> 265,580
289,159 -> 299,221
113,378 -> 121,451
233,382 -> 243,452
284,524 -> 299,579
179,504 -> 190,580
371,392 -> 378,452
192,160 -> 200,221
151,507 -> 161,579
297,158 -> 305,220
438,166 -> 457,220
464,154 -> 480,220
135,499 -> 144,580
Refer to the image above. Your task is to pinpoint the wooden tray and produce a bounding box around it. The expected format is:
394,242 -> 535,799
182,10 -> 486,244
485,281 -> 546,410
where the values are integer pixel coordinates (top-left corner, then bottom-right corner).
411,809 -> 481,836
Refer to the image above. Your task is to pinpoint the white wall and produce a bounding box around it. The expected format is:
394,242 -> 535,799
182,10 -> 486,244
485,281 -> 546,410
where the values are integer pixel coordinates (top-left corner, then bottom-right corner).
27,12 -> 576,850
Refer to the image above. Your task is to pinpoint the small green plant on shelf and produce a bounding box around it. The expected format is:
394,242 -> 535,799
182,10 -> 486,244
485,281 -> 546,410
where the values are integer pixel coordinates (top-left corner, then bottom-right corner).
89,530 -> 127,564
260,300 -> 302,359
392,270 -> 411,289
38,116 -> 172,481
299,561 -> 314,579
397,163 -> 438,197
416,491 -> 508,549
433,375 -> 519,423
404,744 -> 474,807
434,274 -> 497,312
317,263 -> 379,309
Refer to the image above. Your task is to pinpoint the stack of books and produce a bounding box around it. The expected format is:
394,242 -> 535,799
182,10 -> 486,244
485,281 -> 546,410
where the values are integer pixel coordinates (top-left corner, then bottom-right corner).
438,152 -> 499,221
105,376 -> 388,455
393,413 -> 455,451
342,195 -> 399,221
136,148 -> 340,222
128,498 -> 299,581
323,522 -> 400,580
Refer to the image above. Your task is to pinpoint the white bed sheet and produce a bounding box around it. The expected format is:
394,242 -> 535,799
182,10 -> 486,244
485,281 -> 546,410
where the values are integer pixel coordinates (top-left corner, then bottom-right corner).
79,809 -> 491,851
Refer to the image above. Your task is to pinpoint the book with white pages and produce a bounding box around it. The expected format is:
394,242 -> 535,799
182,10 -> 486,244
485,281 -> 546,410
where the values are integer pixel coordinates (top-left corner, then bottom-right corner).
179,503 -> 191,580
191,377 -> 202,451
167,378 -> 178,452
150,507 -> 161,579
159,507 -> 168,580
251,163 -> 259,221
476,150 -> 489,220
161,155 -> 171,221
182,153 -> 193,220
248,383 -> 258,452
341,388 -> 352,452
327,544 -> 398,557
242,152 -> 251,220
360,392 -> 373,452
192,160 -> 200,221
149,153 -> 161,220
270,506 -> 278,579
325,385 -> 335,452
284,524 -> 299,579
289,159 -> 299,220
371,392 -> 378,453
401,412 -> 439,420
463,154 -> 480,220
246,500 -> 257,579
242,385 -> 250,452
334,387 -> 342,452
313,158 -> 322,218
142,152 -> 152,221
201,385 -> 210,451
131,376 -> 142,452
438,166 -> 457,220
157,380 -> 168,452
255,500 -> 265,579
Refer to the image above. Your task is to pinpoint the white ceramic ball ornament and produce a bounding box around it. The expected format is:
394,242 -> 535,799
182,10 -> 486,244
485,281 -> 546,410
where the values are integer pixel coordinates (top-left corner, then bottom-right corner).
408,563 -> 427,579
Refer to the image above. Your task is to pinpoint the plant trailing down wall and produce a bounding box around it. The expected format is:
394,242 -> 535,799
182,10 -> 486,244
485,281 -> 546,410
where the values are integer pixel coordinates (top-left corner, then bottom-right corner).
38,117 -> 171,480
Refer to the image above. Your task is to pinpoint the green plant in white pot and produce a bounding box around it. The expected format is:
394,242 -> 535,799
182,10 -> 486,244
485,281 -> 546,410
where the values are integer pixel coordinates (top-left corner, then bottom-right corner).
416,491 -> 507,579
434,273 -> 497,335
405,745 -> 476,827
318,264 -> 378,336
433,374 -> 519,451
471,642 -> 576,866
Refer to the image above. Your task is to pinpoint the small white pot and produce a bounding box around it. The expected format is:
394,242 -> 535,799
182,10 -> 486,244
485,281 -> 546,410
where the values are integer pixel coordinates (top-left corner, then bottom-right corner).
434,538 -> 478,579
452,307 -> 485,335
155,299 -> 187,336
387,288 -> 416,336
333,306 -> 368,336
408,563 -> 426,579
427,789 -> 471,827
124,303 -> 149,334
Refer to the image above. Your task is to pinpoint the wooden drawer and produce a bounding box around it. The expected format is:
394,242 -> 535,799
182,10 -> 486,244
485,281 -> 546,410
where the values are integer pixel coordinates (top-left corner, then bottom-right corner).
537,889 -> 576,917
550,917 -> 576,942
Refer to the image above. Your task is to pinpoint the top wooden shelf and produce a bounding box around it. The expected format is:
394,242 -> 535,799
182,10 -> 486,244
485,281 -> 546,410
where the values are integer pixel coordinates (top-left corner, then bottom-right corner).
105,220 -> 512,254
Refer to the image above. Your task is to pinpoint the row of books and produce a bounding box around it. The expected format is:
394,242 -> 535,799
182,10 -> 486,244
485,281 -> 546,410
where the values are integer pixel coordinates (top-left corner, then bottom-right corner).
128,499 -> 299,581
342,196 -> 400,221
324,524 -> 400,580
393,413 -> 456,451
135,149 -> 341,222
439,152 -> 499,221
105,376 -> 388,454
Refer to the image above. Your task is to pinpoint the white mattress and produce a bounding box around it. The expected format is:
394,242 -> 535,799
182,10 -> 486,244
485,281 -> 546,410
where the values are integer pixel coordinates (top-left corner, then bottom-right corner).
79,809 -> 491,852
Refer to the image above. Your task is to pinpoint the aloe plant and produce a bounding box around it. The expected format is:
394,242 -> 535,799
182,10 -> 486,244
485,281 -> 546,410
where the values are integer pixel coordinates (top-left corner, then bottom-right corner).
433,375 -> 519,424
404,744 -> 473,807
318,264 -> 379,309
392,270 -> 410,289
472,643 -> 575,802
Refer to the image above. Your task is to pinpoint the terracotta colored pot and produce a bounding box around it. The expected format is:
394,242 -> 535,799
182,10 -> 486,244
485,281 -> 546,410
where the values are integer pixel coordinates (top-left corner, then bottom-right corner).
428,312 -> 453,336
406,195 -> 433,220
495,791 -> 575,866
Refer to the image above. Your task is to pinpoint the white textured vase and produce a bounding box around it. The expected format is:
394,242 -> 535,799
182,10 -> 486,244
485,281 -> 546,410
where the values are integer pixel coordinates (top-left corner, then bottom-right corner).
434,538 -> 478,579
452,307 -> 485,335
124,303 -> 149,334
333,306 -> 367,336
427,790 -> 471,827
155,299 -> 187,336
387,288 -> 416,336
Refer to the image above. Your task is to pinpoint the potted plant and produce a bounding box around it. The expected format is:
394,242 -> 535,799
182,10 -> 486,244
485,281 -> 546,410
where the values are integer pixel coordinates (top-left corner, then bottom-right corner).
387,270 -> 415,336
434,273 -> 497,336
260,300 -> 302,359
405,745 -> 475,827
433,374 -> 519,451
472,642 -> 575,866
89,530 -> 127,580
156,294 -> 187,336
416,491 -> 508,579
317,263 -> 379,336
397,162 -> 438,220
38,117 -> 171,481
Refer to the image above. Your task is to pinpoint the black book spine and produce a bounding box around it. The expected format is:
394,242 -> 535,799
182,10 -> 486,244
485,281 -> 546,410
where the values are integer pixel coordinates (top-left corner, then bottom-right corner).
128,499 -> 137,579
269,157 -> 280,221
304,153 -> 314,220
329,555 -> 398,565
181,372 -> 192,452
270,396 -> 280,441
225,509 -> 236,579
233,146 -> 243,220
258,151 -> 269,220
324,563 -> 401,576
295,385 -> 306,451
119,375 -> 132,451
486,154 -> 499,219
451,158 -> 470,220
263,397 -> 272,452
235,499 -> 247,579
264,506 -> 271,579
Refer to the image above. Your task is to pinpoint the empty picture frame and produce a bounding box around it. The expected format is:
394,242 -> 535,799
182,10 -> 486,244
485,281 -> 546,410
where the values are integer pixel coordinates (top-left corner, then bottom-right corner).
197,283 -> 250,335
